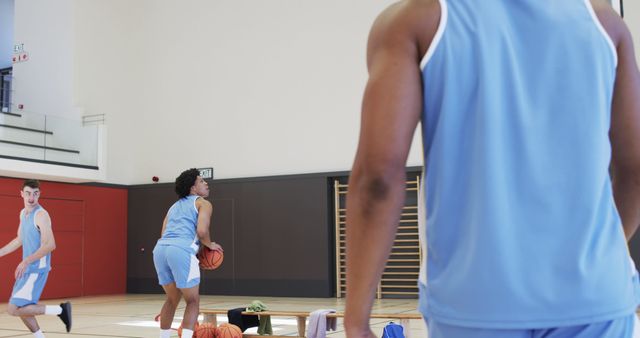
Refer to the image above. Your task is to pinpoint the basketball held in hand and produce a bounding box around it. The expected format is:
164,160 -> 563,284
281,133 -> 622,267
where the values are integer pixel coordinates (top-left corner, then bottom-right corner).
197,246 -> 223,270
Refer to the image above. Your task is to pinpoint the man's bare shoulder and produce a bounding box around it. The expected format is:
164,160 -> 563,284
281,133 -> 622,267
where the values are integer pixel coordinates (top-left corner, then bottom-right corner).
590,0 -> 629,46
196,198 -> 212,209
370,0 -> 441,59
375,0 -> 439,33
35,208 -> 50,219
34,208 -> 52,227
590,0 -> 616,13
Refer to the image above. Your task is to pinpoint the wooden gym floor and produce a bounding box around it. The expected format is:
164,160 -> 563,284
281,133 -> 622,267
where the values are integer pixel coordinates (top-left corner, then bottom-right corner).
0,294 -> 425,338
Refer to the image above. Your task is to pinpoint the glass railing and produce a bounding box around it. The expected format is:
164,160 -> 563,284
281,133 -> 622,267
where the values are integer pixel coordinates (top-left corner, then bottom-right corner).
0,109 -> 101,168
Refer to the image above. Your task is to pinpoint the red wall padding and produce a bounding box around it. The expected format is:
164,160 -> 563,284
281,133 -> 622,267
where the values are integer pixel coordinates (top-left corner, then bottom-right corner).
0,177 -> 127,300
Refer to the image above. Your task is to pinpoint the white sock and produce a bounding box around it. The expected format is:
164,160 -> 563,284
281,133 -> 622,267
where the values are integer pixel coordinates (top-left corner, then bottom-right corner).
44,305 -> 62,315
182,328 -> 194,338
33,329 -> 45,338
159,329 -> 172,338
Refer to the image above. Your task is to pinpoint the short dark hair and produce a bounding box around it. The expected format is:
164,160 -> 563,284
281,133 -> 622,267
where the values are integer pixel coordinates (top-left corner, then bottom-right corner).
22,179 -> 40,190
175,168 -> 200,198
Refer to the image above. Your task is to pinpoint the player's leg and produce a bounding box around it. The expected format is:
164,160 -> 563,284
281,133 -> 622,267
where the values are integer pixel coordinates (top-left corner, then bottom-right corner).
179,285 -> 200,338
18,316 -> 41,336
154,244 -> 182,338
158,282 -> 182,330
165,245 -> 201,338
7,303 -> 44,316
8,272 -> 71,335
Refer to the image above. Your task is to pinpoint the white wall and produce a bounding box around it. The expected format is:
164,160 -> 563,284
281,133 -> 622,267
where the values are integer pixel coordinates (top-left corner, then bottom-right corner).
0,0 -> 106,183
79,0 -> 638,185
7,0 -> 416,184
74,0 -> 423,184
135,0 -> 421,184
624,1 -> 640,65
19,1 -> 640,185
12,0 -> 77,119
0,0 -> 14,69
74,0 -> 144,184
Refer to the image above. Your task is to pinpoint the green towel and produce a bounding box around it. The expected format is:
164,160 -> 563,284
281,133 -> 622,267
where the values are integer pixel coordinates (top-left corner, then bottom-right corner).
247,300 -> 267,312
257,315 -> 272,335
247,300 -> 272,335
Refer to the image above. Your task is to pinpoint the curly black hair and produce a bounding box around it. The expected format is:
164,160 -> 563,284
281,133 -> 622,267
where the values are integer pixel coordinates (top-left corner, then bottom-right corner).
175,168 -> 200,199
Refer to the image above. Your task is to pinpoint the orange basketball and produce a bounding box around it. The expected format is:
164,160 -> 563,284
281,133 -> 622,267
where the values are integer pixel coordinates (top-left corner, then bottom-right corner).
178,321 -> 200,338
217,323 -> 242,338
194,322 -> 217,338
197,246 -> 223,270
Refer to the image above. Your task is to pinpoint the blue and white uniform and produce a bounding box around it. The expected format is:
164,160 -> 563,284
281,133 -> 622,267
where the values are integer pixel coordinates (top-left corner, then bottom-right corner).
153,195 -> 201,289
418,0 -> 640,336
10,205 -> 51,307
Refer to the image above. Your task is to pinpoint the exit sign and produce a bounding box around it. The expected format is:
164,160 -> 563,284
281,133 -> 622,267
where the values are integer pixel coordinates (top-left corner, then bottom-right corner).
198,167 -> 214,180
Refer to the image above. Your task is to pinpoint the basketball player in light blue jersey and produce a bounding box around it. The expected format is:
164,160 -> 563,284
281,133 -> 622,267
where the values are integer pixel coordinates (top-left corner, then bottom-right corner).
154,168 -> 223,338
345,0 -> 640,337
0,180 -> 72,337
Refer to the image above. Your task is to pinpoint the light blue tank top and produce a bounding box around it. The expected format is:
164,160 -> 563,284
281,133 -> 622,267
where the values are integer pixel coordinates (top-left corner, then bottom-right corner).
157,195 -> 200,253
20,205 -> 51,273
418,0 -> 639,328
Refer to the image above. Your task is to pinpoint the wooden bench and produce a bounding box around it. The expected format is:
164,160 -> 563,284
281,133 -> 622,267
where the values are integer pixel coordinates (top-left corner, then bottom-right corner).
200,309 -> 423,338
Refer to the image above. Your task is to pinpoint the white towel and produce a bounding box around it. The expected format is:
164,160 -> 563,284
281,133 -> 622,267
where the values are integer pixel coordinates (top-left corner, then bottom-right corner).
306,309 -> 337,338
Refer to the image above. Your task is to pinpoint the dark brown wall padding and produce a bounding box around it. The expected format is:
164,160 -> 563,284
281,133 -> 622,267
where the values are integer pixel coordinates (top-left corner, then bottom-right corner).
127,175 -> 333,297
629,233 -> 640,271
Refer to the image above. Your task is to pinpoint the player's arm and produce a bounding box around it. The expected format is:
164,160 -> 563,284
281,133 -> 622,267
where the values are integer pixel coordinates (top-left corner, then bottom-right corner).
160,214 -> 168,236
595,2 -> 640,240
344,2 -> 432,337
0,224 -> 22,258
15,210 -> 55,279
611,25 -> 640,241
196,198 -> 222,251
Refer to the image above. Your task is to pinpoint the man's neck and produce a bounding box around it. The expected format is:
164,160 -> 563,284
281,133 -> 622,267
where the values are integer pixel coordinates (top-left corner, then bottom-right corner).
24,204 -> 38,214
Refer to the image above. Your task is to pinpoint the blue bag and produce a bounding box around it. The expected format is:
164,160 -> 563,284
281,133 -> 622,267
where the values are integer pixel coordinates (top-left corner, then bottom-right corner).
382,321 -> 405,338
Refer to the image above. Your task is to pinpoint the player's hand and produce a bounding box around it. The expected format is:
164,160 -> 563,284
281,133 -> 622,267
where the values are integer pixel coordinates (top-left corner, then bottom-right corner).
208,242 -> 223,252
14,260 -> 27,279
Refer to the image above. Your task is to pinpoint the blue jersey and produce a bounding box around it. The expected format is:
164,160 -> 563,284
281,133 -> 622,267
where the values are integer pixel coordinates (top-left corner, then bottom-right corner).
20,205 -> 51,273
418,0 -> 639,329
157,195 -> 200,253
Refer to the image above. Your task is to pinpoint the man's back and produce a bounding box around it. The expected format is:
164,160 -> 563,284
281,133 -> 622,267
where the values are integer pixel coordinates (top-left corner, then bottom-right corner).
344,0 -> 640,336
157,195 -> 200,251
419,0 -> 638,328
